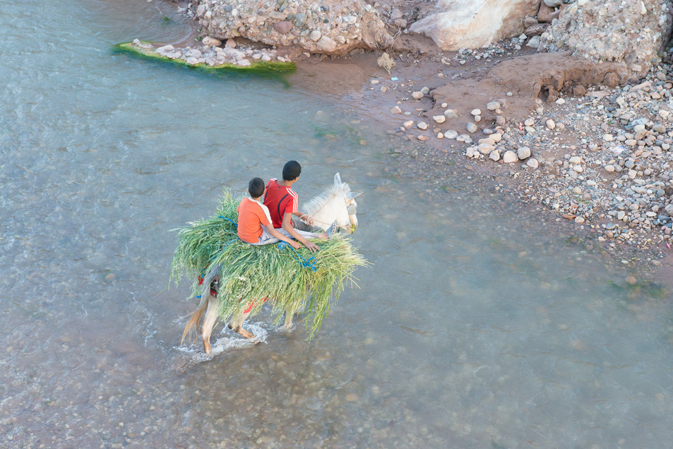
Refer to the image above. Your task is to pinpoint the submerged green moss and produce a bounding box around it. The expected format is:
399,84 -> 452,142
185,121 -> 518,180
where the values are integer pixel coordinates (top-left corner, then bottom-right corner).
112,42 -> 296,82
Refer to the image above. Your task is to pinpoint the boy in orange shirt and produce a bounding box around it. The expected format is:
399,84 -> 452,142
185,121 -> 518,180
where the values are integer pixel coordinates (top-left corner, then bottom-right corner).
237,178 -> 301,248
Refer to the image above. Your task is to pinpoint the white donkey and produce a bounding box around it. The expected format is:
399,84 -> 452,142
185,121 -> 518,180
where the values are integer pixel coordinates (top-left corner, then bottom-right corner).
182,173 -> 361,354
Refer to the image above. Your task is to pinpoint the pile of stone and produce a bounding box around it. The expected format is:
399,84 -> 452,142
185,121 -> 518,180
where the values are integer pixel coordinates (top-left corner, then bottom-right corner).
462,103 -> 540,168
538,0 -> 673,82
485,63 -> 673,248
186,0 -> 392,55
132,38 -> 288,67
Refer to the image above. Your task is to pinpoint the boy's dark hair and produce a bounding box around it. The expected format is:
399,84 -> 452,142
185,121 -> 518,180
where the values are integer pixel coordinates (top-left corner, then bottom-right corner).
282,160 -> 301,181
248,177 -> 265,198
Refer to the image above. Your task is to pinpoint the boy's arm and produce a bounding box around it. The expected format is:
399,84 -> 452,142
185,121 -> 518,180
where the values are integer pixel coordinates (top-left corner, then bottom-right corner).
282,213 -> 320,252
265,224 -> 300,249
292,210 -> 314,226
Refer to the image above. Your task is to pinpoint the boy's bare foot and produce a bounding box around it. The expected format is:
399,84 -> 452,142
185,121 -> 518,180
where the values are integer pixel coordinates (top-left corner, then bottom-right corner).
327,221 -> 337,240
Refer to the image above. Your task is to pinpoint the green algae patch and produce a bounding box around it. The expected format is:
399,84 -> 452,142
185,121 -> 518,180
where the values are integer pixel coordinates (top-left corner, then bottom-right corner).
112,42 -> 296,80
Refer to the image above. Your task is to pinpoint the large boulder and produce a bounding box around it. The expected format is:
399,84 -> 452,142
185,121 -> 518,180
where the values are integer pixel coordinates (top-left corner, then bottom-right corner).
538,0 -> 673,81
408,0 -> 540,50
195,0 -> 392,55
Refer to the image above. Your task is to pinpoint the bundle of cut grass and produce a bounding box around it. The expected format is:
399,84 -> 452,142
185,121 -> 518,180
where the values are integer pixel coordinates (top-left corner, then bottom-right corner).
171,190 -> 367,338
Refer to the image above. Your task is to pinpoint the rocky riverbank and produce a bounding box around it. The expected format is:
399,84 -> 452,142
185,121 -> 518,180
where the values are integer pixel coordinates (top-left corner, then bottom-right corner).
375,50 -> 673,258
160,0 -> 673,266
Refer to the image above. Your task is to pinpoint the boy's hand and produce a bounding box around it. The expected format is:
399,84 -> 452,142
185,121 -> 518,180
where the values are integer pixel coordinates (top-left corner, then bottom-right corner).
303,240 -> 320,253
300,214 -> 315,226
289,240 -> 301,250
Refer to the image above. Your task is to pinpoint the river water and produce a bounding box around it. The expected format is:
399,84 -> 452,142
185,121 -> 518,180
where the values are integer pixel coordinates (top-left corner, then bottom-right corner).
2,1 -> 673,448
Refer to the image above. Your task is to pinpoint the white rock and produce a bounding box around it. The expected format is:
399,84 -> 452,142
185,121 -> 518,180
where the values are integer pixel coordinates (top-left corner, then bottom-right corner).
555,98 -> 565,105
603,134 -> 614,142
573,187 -> 582,194
527,158 -> 539,169
391,106 -> 401,114
575,217 -> 585,223
489,150 -> 501,161
202,37 -> 222,47
466,147 -> 475,158
526,36 -> 540,48
417,122 -> 428,130
403,120 -> 414,129
444,109 -> 458,118
503,150 -> 518,163
471,109 -> 481,116
466,122 -> 478,133
490,133 -> 502,143
156,45 -> 174,55
604,165 -> 615,172
437,133 -> 443,139
409,1 -> 544,50
310,30 -> 322,41
569,156 -> 581,164
524,118 -> 535,126
479,137 -> 495,146
474,115 -> 482,123
444,130 -> 458,139
316,36 -> 337,52
371,79 -> 379,85
479,144 -> 495,154
486,101 -> 500,111
586,180 -> 597,186
433,115 -> 446,124
573,165 -> 583,173
546,119 -> 556,130
517,146 -> 531,160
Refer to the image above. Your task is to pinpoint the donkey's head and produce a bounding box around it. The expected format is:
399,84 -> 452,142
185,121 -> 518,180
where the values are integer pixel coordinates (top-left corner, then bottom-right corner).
303,173 -> 361,233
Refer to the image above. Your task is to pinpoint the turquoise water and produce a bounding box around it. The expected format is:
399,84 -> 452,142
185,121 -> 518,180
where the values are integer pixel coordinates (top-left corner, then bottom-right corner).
2,1 -> 673,448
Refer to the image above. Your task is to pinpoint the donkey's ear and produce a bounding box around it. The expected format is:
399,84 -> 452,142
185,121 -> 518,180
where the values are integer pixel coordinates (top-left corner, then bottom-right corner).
334,173 -> 342,185
347,192 -> 362,199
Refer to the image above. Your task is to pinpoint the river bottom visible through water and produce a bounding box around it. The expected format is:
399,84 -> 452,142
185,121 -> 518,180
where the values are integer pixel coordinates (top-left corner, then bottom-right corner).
2,1 -> 673,448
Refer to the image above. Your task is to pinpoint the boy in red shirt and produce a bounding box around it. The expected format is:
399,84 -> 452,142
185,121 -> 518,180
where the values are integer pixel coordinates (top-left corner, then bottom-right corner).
264,161 -> 335,253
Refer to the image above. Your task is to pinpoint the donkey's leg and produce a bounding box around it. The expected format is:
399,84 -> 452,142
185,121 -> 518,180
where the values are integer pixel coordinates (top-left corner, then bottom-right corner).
228,309 -> 257,340
283,310 -> 294,330
201,294 -> 219,354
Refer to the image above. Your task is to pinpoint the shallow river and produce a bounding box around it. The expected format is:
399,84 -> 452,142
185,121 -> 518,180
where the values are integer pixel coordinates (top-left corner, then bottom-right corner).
2,1 -> 673,448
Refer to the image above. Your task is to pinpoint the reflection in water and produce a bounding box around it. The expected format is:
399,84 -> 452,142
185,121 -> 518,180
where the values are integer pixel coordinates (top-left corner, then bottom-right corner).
1,0 -> 673,448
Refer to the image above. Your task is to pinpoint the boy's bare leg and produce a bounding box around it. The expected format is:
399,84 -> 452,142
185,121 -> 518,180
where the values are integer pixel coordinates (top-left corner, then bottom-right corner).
278,228 -> 330,241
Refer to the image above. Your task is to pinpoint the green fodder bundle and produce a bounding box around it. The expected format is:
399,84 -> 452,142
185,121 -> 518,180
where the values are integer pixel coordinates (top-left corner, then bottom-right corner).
171,190 -> 368,338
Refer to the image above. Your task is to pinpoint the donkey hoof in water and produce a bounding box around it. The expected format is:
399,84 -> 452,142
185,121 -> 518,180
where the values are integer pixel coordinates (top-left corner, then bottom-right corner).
203,337 -> 212,355
228,323 -> 261,344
